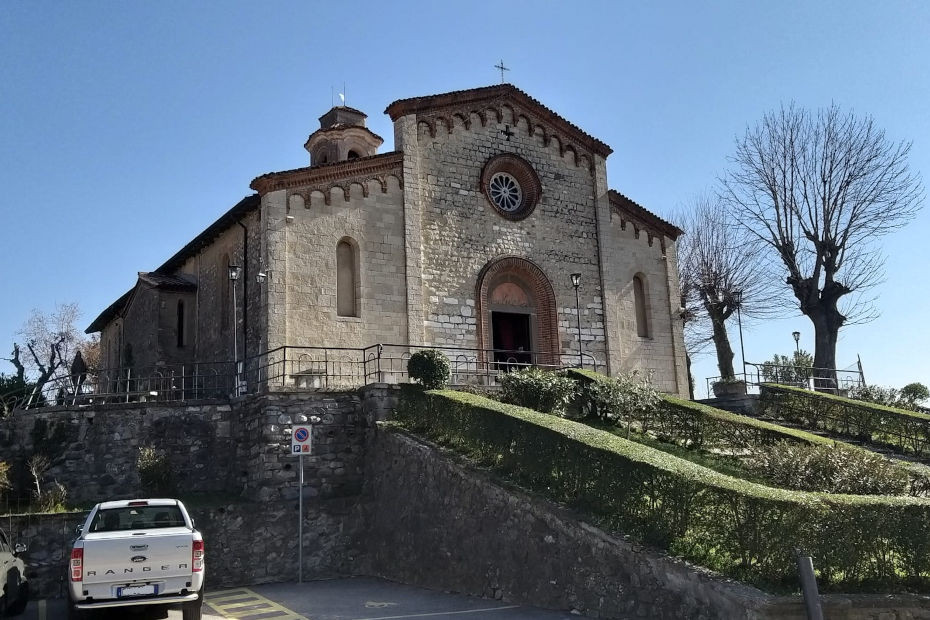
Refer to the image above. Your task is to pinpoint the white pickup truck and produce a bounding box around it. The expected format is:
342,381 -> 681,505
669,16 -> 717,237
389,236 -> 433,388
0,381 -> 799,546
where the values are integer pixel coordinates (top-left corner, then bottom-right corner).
67,499 -> 205,620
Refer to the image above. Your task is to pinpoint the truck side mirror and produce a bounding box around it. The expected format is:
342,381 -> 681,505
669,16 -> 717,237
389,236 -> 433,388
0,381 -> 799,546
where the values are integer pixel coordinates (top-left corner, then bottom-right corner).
75,524 -> 84,534
13,543 -> 26,555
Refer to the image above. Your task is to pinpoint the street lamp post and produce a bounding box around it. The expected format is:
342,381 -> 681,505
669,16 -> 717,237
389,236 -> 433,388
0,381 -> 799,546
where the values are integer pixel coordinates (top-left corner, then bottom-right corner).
792,331 -> 801,354
570,273 -> 582,368
733,290 -> 746,378
228,265 -> 241,393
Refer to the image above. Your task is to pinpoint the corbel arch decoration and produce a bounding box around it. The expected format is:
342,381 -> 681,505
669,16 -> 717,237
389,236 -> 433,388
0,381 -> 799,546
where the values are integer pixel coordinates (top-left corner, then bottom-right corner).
475,256 -> 560,366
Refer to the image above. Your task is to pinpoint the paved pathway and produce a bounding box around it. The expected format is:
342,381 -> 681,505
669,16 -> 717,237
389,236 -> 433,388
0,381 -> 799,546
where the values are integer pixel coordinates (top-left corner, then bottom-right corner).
22,577 -> 577,619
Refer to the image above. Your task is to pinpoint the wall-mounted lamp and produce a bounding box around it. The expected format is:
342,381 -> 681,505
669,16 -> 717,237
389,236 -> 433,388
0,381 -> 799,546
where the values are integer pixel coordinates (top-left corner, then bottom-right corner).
228,265 -> 241,281
256,271 -> 267,284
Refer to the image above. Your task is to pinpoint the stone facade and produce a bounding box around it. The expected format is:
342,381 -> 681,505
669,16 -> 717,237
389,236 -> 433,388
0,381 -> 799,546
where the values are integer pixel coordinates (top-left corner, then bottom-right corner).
87,85 -> 690,396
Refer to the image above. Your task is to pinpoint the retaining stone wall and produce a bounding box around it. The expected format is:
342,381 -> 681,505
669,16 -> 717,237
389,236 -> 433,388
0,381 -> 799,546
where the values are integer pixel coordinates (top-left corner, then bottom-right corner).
7,497 -> 359,599
357,427 -> 930,620
0,391 -> 366,506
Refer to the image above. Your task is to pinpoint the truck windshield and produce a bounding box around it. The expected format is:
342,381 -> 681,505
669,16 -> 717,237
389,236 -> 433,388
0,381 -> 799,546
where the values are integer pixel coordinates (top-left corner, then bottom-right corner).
90,505 -> 186,532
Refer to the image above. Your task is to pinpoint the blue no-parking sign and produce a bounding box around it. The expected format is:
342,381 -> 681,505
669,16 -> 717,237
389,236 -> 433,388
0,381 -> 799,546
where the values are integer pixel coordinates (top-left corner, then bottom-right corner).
291,425 -> 312,455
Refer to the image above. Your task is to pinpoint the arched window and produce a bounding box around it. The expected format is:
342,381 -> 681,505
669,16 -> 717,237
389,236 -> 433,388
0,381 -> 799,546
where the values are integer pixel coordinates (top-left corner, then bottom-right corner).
633,275 -> 650,338
336,239 -> 359,317
347,150 -> 360,160
176,300 -> 185,347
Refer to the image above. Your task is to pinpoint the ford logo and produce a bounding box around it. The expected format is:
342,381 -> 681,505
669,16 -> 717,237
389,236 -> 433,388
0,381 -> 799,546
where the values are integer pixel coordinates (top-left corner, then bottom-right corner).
130,555 -> 147,563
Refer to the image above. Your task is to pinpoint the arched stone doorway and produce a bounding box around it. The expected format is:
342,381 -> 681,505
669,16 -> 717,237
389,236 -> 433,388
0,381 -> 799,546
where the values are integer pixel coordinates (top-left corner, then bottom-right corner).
475,256 -> 560,367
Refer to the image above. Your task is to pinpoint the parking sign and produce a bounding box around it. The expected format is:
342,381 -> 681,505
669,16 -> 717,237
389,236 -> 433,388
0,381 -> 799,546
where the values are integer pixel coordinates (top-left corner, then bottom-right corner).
291,425 -> 312,455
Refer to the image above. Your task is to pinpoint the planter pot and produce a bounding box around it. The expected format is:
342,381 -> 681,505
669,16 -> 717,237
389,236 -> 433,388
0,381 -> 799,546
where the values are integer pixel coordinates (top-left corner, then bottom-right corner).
712,380 -> 747,398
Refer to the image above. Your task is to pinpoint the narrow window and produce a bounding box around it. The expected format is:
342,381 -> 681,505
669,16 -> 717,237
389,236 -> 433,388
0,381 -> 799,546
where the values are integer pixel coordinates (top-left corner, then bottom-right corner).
336,239 -> 358,317
633,275 -> 650,338
176,300 -> 185,347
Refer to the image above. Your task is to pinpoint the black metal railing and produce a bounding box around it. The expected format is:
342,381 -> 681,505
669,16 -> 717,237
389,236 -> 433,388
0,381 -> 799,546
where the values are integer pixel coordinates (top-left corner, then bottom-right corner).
705,361 -> 864,398
2,344 -> 601,411
249,344 -> 599,390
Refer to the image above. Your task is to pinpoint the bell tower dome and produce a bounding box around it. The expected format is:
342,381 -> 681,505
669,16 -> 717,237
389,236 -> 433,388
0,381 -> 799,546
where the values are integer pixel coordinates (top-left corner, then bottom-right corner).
304,106 -> 384,166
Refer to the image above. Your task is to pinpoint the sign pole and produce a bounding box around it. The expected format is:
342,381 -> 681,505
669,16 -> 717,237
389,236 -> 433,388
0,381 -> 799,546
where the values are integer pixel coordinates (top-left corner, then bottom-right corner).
290,421 -> 315,585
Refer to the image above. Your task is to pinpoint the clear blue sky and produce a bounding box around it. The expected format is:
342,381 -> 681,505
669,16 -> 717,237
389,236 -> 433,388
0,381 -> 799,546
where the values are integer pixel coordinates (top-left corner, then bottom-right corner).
2,1 -> 928,396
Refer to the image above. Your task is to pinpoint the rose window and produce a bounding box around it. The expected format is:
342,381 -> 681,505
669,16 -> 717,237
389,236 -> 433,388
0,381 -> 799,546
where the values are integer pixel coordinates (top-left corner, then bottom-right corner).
480,154 -> 541,221
488,173 -> 523,212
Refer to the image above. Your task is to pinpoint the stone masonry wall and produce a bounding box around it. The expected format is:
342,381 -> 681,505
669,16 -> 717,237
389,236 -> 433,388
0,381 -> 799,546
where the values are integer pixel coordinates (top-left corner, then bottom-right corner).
237,392 -> 367,503
600,206 -> 685,394
0,392 -> 366,506
9,497 -> 359,599
261,178 -> 408,354
358,427 -> 930,620
0,401 -> 239,504
401,109 -> 607,364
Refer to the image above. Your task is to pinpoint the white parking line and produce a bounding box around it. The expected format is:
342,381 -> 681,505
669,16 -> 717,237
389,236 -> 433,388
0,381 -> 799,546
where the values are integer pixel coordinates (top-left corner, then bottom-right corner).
38,599 -> 46,620
353,606 -> 522,620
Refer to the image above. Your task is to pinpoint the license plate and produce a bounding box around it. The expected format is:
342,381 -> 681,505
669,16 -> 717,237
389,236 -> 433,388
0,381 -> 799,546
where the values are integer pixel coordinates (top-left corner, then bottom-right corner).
117,585 -> 156,597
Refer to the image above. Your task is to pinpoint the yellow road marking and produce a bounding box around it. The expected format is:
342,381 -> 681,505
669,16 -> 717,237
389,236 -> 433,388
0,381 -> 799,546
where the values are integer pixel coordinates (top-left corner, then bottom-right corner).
205,588 -> 310,619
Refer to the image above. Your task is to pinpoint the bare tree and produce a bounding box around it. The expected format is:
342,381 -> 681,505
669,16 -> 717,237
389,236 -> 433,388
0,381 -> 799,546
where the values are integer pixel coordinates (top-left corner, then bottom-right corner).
722,104 -> 923,385
8,303 -> 85,404
676,195 -> 779,381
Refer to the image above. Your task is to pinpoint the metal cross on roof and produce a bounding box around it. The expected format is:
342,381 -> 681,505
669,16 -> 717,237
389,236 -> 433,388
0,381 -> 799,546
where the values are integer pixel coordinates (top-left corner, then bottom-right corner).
494,59 -> 509,83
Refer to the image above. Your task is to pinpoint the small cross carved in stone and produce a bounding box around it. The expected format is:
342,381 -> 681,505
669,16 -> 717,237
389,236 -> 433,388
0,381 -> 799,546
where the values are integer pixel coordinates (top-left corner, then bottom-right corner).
501,125 -> 515,141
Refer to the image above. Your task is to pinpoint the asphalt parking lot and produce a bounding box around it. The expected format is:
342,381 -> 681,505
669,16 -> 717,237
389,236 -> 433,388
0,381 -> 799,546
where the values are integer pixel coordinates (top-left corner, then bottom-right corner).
22,577 -> 578,619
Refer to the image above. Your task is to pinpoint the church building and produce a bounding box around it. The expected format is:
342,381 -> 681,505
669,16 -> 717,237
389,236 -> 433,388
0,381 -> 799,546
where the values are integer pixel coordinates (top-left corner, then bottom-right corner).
87,84 -> 688,396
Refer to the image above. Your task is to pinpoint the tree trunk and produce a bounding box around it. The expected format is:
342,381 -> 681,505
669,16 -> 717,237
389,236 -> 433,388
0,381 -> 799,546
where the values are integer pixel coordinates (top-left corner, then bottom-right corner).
805,305 -> 843,391
709,311 -> 736,380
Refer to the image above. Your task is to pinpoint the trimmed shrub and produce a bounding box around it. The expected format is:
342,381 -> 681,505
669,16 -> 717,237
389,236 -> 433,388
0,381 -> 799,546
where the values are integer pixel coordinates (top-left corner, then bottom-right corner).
407,350 -> 450,390
499,368 -> 576,415
760,384 -> 930,458
744,441 -> 909,495
137,446 -> 175,496
394,388 -> 930,592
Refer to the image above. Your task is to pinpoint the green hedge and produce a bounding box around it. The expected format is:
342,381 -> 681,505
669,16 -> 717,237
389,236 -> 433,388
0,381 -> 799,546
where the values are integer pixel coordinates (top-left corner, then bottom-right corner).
567,369 -> 930,496
760,384 -> 930,458
566,369 -> 834,450
395,387 -> 930,592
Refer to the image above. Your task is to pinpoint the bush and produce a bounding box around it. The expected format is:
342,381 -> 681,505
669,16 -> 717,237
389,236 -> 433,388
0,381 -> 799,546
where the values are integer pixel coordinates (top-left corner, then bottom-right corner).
36,481 -> 68,512
570,369 -> 660,426
407,350 -> 450,390
395,388 -> 930,592
760,384 -> 930,458
137,446 -> 175,496
743,441 -> 909,495
499,368 -> 576,415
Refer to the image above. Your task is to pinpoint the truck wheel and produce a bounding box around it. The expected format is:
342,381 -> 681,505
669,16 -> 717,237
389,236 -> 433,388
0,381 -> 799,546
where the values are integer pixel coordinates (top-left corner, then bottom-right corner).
182,588 -> 203,620
5,580 -> 28,616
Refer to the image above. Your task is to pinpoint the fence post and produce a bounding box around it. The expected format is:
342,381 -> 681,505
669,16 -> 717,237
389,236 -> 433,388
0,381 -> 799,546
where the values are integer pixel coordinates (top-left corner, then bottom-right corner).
377,344 -> 383,383
796,551 -> 823,620
281,347 -> 287,387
